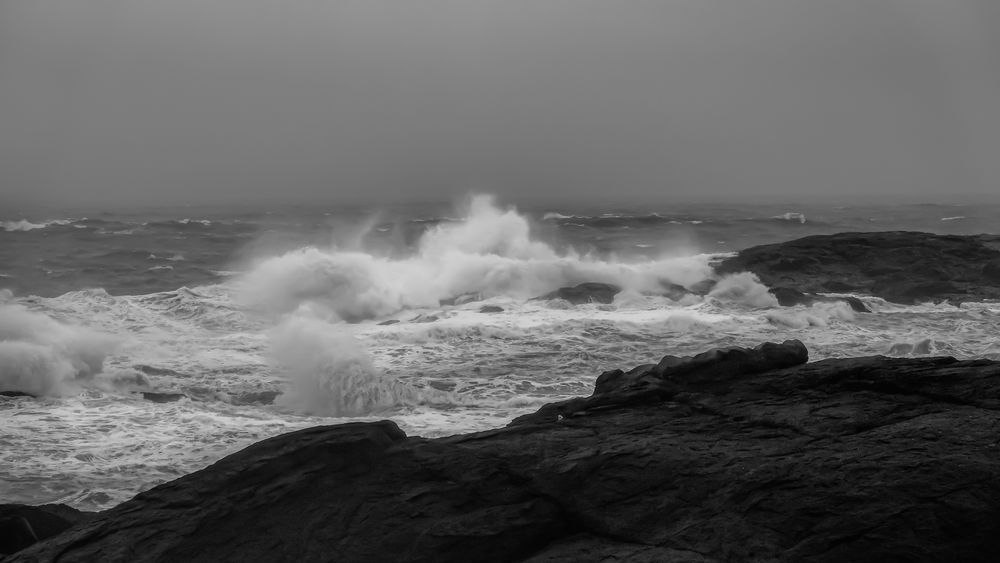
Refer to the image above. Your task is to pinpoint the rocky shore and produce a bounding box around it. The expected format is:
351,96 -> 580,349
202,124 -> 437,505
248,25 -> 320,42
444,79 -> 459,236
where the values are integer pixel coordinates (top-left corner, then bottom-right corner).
716,231 -> 1000,304
7,339 -> 1000,562
7,231 -> 1000,561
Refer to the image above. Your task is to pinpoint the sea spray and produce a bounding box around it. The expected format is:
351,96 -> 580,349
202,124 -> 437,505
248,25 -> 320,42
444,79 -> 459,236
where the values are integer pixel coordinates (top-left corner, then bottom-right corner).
239,195 -> 717,320
707,272 -> 780,308
0,303 -> 119,395
270,315 -> 449,416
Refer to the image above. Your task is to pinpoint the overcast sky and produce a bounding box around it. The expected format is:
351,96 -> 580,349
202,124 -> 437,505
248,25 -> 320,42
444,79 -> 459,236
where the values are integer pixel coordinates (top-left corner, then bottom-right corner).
1,0 -> 998,208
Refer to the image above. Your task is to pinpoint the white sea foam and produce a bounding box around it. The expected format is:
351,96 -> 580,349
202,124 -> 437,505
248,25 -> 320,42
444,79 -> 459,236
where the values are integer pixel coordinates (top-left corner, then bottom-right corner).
707,273 -> 779,308
239,195 -> 715,321
10,196 -> 1000,512
1,218 -> 75,231
772,212 -> 807,224
270,315 -> 445,416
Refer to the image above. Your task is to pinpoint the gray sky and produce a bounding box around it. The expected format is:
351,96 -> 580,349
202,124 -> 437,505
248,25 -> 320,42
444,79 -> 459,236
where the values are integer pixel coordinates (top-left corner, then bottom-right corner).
1,0 -> 999,207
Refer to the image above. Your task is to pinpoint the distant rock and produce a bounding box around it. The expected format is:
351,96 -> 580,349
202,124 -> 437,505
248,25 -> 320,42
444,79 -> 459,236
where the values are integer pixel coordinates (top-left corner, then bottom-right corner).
658,282 -> 691,301
377,319 -> 400,326
409,313 -> 440,323
769,286 -> 813,307
717,232 -> 1000,304
0,391 -> 34,398
840,296 -> 870,312
141,392 -> 185,403
533,282 -> 622,305
439,292 -> 484,306
0,504 -> 92,555
687,279 -> 717,296
479,305 -> 504,313
768,286 -> 871,312
14,340 -> 1000,561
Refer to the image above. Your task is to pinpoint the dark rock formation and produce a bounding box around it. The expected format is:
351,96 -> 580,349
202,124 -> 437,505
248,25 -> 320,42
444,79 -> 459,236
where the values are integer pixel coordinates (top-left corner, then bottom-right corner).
659,282 -> 692,301
768,287 -> 871,312
141,392 -> 185,403
377,319 -> 400,326
0,504 -> 91,555
717,231 -> 1000,304
533,282 -> 622,304
439,292 -> 484,306
479,305 -> 504,313
0,391 -> 34,398
11,342 -> 1000,562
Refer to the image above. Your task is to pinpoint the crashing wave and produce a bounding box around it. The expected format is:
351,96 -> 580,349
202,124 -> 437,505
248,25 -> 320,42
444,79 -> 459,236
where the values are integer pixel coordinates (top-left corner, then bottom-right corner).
238,195 -> 716,321
271,316 -> 452,416
0,303 -> 119,395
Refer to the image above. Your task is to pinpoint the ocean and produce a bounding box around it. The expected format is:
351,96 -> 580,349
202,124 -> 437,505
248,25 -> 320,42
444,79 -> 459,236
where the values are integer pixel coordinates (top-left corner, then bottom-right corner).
3,195 -> 1000,511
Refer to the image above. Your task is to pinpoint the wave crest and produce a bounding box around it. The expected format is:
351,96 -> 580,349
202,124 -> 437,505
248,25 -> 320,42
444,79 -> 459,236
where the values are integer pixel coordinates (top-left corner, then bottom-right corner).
0,304 -> 119,395
239,195 -> 715,320
271,316 -> 445,416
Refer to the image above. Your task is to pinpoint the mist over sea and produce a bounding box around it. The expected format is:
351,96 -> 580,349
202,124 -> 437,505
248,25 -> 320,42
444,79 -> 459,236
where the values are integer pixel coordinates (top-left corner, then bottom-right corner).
3,196 -> 1000,510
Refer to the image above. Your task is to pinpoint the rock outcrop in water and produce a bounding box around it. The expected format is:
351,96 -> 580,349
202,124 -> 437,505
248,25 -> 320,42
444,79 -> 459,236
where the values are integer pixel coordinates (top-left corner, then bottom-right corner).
10,340 -> 1000,562
717,231 -> 1000,304
533,282 -> 621,304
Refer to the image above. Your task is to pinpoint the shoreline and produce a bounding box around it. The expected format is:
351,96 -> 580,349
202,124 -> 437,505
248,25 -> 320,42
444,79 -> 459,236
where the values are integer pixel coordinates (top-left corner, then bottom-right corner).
6,340 -> 1000,561
6,229 -> 1000,559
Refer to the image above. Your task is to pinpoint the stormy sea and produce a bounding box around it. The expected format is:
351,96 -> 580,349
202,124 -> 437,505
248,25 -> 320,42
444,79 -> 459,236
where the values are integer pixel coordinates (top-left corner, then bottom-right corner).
3,195 -> 1000,511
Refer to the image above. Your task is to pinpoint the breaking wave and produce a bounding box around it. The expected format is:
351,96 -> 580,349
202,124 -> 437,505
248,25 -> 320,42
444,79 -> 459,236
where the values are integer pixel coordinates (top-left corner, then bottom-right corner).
239,195 -> 716,321
1,218 -> 78,232
0,301 -> 119,396
270,316 -> 449,416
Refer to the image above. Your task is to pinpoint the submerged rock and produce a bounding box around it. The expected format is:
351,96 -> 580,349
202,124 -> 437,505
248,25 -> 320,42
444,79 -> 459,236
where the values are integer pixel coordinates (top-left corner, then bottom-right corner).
717,231 -> 1000,304
479,305 -> 504,313
11,342 -> 1000,562
533,282 -> 622,305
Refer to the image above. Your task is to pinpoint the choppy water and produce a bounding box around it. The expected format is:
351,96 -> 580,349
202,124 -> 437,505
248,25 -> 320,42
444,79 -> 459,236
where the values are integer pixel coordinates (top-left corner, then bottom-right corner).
3,196 -> 1000,510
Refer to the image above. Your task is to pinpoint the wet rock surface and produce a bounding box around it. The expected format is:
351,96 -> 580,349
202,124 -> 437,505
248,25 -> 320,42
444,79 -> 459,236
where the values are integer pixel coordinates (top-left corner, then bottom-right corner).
533,282 -> 622,305
717,231 -> 1000,304
9,341 -> 1000,562
0,504 -> 92,556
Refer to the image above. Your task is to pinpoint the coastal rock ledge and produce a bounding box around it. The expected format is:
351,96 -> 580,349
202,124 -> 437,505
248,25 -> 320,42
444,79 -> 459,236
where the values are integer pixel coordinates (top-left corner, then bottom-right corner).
9,340 -> 1000,562
716,231 -> 1000,304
